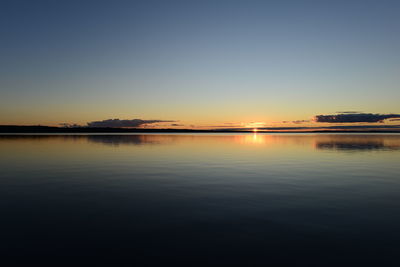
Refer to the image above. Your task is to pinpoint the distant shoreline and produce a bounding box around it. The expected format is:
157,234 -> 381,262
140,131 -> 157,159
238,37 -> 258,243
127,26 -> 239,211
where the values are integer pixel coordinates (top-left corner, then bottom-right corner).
1,125 -> 400,134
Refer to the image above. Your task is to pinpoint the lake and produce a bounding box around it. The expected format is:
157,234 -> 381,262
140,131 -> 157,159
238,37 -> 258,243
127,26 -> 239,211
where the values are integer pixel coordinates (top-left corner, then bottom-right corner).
1,133 -> 400,266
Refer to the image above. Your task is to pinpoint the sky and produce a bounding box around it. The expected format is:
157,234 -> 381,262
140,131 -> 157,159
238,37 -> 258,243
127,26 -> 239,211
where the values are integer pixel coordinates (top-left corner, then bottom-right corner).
1,0 -> 399,128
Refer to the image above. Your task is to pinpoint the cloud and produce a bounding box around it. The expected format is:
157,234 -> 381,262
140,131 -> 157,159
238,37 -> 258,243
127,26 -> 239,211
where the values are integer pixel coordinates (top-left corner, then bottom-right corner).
292,120 -> 310,124
274,120 -> 309,124
335,111 -> 362,114
59,123 -> 81,128
87,118 -> 174,128
314,113 -> 400,123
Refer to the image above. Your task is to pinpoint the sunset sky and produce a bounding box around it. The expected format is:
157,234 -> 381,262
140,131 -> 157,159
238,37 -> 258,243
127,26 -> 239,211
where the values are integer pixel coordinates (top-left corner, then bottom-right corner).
1,0 -> 399,128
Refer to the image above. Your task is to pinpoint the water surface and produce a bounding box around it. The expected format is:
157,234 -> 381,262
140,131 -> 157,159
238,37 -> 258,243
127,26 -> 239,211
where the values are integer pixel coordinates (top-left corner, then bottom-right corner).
1,134 -> 400,266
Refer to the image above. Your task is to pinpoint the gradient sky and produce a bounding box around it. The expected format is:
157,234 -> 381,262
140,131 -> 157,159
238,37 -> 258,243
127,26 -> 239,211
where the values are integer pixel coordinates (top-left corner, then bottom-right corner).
1,0 -> 399,127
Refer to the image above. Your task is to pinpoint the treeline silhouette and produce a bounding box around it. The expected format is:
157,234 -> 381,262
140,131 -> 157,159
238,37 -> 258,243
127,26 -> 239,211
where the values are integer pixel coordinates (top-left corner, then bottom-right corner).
1,125 -> 399,133
0,125 -> 225,133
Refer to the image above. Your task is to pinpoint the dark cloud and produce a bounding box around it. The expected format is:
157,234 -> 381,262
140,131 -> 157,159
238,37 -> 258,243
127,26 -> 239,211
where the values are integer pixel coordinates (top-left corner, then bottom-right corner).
170,123 -> 183,126
59,123 -> 81,128
87,118 -> 174,128
314,113 -> 400,123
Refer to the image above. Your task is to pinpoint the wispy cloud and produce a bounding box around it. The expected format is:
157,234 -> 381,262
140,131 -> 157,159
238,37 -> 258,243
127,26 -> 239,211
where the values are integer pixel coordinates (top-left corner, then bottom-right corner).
87,118 -> 175,128
335,111 -> 362,114
314,113 -> 400,123
292,120 -> 310,124
275,120 -> 309,124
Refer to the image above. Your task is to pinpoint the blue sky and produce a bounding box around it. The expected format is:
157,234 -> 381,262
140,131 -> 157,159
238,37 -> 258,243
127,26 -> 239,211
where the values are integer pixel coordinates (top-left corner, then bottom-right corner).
1,0 -> 399,127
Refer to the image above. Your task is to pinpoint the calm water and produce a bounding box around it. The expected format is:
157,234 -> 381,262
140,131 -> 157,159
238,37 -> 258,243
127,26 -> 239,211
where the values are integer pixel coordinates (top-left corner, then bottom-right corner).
1,134 -> 400,266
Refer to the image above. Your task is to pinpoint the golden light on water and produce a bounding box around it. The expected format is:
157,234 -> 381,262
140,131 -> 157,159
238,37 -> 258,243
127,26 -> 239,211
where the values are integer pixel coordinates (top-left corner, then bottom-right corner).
234,133 -> 267,145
